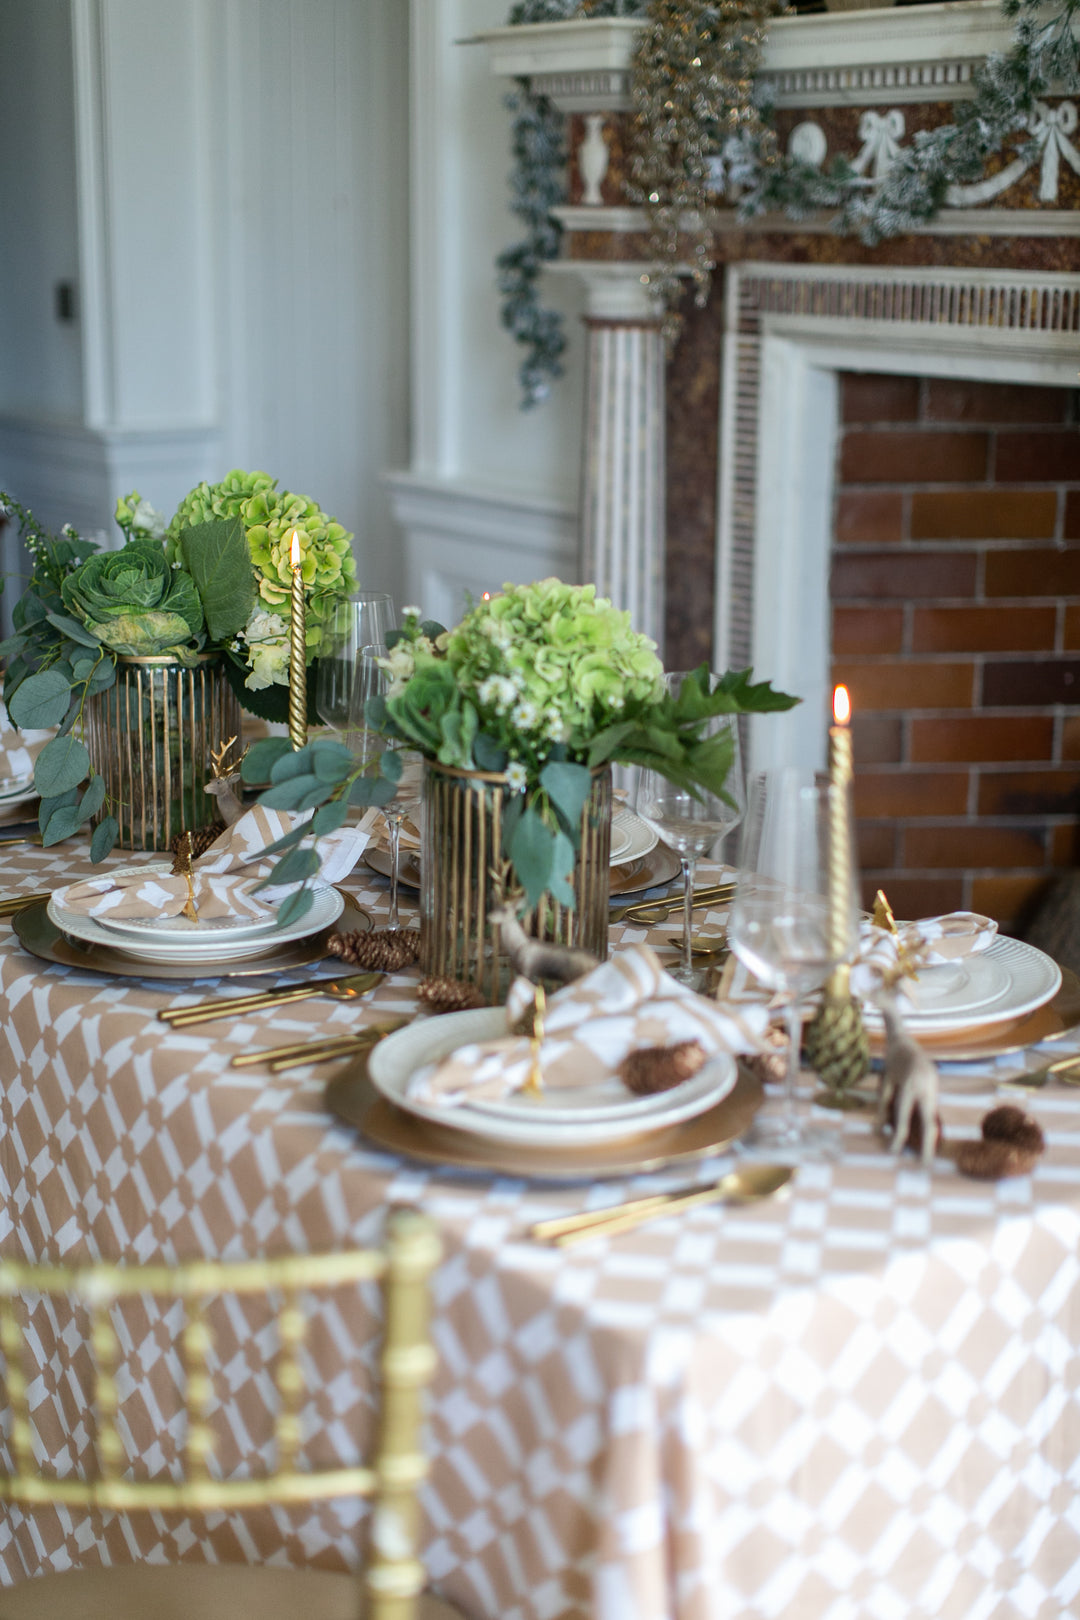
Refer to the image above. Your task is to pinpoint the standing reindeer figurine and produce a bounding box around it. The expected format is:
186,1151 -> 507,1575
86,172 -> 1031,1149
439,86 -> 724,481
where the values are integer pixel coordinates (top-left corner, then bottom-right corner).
487,901 -> 599,987
874,988 -> 940,1167
204,737 -> 247,827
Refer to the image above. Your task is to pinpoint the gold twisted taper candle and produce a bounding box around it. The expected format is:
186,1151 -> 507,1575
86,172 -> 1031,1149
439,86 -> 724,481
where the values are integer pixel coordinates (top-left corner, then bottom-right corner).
287,529 -> 307,750
825,685 -> 853,999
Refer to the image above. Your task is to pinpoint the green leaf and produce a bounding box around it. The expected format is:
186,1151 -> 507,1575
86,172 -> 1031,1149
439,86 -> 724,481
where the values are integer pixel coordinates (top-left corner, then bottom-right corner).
38,788 -> 78,836
509,805 -> 555,910
75,772 -> 107,825
34,734 -> 90,797
90,815 -> 119,863
710,667 -> 801,714
312,799 -> 349,835
44,609 -> 101,649
0,633 -> 27,660
473,733 -> 508,772
259,775 -> 331,811
179,516 -> 257,642
259,823 -> 308,858
539,760 -> 591,841
270,746 -> 316,783
311,740 -> 357,783
549,827 -> 576,909
348,774 -> 396,808
379,750 -> 403,784
242,736 -> 293,784
9,669 -> 72,729
256,844 -> 321,890
42,804 -> 84,846
274,885 -> 315,929
85,660 -> 116,696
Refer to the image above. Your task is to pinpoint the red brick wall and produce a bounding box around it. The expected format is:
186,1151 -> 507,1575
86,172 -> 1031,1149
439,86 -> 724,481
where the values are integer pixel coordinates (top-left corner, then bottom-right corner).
831,373 -> 1080,931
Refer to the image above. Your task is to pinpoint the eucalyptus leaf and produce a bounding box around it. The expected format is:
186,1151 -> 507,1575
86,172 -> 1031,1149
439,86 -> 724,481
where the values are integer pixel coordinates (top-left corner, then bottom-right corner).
311,799 -> 349,836
549,827 -> 576,909
509,805 -> 555,910
44,609 -> 102,649
38,788 -> 78,836
256,844 -> 321,890
259,823 -> 308,858
539,760 -> 591,842
85,660 -> 116,696
241,736 -> 293,784
42,804 -> 84,846
259,774 -> 327,811
0,633 -> 27,660
90,815 -> 119,863
274,885 -> 315,929
9,669 -> 72,729
348,774 -> 397,808
379,750 -> 403,784
179,516 -> 257,642
270,746 -> 315,784
76,772 -> 107,825
473,733 -> 508,772
33,734 -> 90,797
311,741 -> 356,783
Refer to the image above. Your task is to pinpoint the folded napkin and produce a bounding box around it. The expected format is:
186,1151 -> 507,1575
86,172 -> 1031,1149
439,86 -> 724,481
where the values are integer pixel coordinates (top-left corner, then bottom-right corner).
59,805 -> 371,922
0,699 -> 52,788
851,911 -> 997,1001
407,943 -> 770,1108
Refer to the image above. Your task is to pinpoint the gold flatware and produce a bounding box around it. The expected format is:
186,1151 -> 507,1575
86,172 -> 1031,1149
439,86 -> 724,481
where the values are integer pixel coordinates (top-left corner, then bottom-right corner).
231,1018 -> 409,1070
667,933 -> 729,958
612,883 -> 736,926
159,971 -> 383,1027
0,835 -> 42,848
999,1051 -> 1080,1090
0,891 -> 51,918
535,1162 -> 794,1246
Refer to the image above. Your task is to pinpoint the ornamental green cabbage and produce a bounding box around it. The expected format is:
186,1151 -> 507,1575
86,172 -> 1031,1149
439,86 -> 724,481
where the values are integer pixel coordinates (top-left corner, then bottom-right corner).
61,540 -> 204,657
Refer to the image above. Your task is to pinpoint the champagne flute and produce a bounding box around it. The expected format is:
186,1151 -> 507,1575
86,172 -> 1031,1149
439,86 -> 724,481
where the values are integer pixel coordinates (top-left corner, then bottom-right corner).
727,768 -> 859,1161
315,592 -> 396,756
634,673 -> 745,990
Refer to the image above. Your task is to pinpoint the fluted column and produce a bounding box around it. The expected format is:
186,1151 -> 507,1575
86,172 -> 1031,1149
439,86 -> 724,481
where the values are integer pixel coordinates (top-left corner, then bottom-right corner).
577,268 -> 666,647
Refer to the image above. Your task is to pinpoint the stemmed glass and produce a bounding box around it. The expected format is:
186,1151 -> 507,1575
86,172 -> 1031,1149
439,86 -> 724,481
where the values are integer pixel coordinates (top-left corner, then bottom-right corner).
727,768 -> 859,1161
315,592 -> 396,757
634,672 -> 746,990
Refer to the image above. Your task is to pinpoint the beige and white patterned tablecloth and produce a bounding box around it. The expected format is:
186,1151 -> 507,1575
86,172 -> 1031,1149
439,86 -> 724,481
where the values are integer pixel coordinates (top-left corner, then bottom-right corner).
1,840 -> 1079,1620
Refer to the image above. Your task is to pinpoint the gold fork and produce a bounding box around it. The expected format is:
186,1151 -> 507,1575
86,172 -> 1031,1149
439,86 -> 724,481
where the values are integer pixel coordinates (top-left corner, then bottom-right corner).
230,1018 -> 409,1071
0,892 -> 51,918
159,971 -> 383,1028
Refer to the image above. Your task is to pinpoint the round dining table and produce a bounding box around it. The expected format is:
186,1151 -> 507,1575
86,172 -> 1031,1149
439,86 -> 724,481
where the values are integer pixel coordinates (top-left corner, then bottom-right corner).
0,835 -> 1078,1620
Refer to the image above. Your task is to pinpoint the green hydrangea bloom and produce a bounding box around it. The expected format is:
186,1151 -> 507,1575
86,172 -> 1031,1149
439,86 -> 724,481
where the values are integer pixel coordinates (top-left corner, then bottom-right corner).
168,469 -> 357,684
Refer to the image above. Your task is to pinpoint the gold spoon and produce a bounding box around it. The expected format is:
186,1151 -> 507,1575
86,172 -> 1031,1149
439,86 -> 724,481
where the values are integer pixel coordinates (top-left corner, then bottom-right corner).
160,971 -> 383,1027
535,1162 -> 794,1247
667,933 -> 729,958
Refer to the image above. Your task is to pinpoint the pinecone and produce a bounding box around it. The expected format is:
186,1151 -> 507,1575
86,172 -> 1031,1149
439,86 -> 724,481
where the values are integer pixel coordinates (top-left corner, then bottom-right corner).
803,993 -> 870,1094
955,1103 -> 1045,1180
418,976 -> 487,1015
169,822 -> 225,859
327,928 -> 421,972
981,1103 -> 1045,1157
620,1040 -> 706,1096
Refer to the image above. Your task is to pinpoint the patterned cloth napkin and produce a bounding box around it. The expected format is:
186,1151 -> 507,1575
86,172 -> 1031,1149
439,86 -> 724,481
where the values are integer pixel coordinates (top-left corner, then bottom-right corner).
851,911 -> 998,1000
407,943 -> 771,1108
56,806 -> 371,922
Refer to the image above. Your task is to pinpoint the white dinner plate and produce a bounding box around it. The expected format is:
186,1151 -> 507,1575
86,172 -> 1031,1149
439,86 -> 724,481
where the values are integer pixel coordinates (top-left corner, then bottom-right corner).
0,772 -> 38,813
611,806 -> 658,868
860,935 -> 1061,1033
48,881 -> 344,965
367,1007 -> 738,1146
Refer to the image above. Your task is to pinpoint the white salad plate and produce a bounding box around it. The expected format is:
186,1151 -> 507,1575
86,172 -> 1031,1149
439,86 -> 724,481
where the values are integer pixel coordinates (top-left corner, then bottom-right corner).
367,1006 -> 737,1147
48,878 -> 343,965
611,806 -> 658,868
860,936 -> 1061,1033
0,773 -> 38,812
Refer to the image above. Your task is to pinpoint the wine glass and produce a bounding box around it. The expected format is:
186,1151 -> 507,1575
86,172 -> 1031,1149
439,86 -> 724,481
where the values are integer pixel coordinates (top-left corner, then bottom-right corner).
727,767 -> 859,1161
315,592 -> 396,757
634,672 -> 745,990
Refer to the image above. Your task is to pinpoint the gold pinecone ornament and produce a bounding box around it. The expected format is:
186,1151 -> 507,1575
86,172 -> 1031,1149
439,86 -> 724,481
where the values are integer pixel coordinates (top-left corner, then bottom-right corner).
418,976 -> 487,1015
803,990 -> 872,1105
327,929 -> 421,973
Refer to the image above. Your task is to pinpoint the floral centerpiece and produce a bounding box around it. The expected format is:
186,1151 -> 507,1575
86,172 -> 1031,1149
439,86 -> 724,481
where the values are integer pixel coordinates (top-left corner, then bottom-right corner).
240,580 -> 797,934
0,472 -> 356,857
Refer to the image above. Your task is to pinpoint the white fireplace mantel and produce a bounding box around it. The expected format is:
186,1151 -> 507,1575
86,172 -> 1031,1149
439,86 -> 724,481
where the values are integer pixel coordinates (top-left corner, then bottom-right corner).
471,0 -> 1027,109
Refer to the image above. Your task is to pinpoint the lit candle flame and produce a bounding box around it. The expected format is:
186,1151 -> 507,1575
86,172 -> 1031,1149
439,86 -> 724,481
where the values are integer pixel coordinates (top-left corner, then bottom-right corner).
289,529 -> 301,571
833,684 -> 851,726
482,591 -> 491,601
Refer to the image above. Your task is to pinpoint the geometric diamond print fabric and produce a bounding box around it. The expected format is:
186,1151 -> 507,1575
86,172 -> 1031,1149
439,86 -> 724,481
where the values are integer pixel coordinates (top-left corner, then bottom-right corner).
0,843 -> 1078,1619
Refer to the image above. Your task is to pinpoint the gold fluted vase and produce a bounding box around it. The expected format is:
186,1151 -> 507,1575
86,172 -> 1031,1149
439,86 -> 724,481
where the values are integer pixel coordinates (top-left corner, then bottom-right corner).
420,760 -> 612,1003
85,655 -> 242,851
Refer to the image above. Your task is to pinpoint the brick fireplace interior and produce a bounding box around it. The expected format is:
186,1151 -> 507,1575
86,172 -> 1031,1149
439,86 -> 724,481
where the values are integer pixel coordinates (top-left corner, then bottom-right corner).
831,371 -> 1080,933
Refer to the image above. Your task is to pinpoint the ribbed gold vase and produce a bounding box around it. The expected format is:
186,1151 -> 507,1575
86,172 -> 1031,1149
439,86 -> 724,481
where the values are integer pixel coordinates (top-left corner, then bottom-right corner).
85,655 -> 242,851
420,759 -> 612,1004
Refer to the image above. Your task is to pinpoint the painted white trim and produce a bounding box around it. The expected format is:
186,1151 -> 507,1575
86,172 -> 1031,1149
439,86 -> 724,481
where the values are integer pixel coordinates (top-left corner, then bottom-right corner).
544,259 -> 661,320
385,471 -> 578,627
410,0 -> 457,477
70,0 -> 112,428
556,205 -> 1080,238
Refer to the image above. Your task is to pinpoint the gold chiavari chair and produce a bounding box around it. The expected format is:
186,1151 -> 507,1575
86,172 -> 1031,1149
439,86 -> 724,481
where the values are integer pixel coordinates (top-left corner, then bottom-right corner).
0,1208 -> 467,1620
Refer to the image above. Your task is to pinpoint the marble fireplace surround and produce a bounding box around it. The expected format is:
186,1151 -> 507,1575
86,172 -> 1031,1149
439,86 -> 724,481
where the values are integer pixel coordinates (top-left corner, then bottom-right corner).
478,0 -> 1080,767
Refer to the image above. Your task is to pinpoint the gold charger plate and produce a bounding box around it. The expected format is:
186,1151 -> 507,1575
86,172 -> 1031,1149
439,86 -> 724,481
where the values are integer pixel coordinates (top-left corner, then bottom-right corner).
866,964 -> 1080,1062
325,1054 -> 764,1182
13,894 -> 372,981
362,840 -> 682,899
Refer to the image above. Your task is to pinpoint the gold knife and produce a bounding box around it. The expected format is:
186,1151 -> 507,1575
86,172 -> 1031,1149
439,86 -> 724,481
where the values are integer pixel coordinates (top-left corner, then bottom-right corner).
230,1018 -> 409,1069
160,971 -> 383,1026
